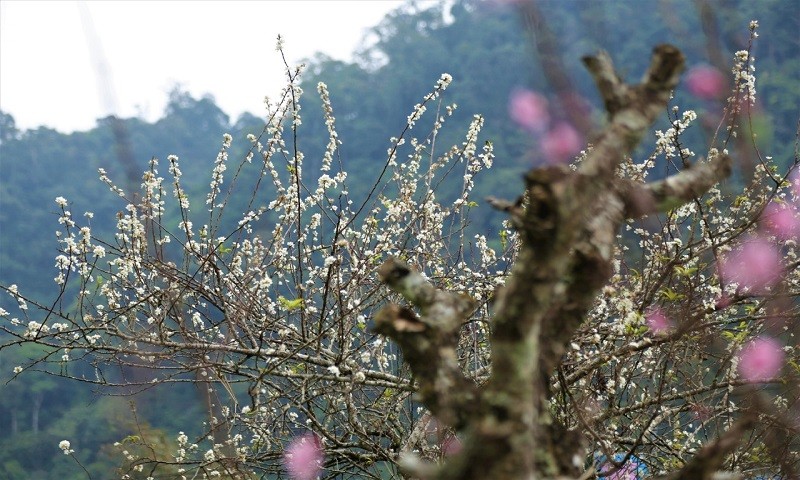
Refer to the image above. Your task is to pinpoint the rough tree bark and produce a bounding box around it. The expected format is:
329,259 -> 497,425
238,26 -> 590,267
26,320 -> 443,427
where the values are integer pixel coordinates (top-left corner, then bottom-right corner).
376,45 -> 735,480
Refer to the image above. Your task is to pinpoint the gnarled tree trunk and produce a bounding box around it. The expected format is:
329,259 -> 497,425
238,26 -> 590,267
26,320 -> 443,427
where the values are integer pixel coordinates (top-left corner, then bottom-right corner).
377,45 -> 735,480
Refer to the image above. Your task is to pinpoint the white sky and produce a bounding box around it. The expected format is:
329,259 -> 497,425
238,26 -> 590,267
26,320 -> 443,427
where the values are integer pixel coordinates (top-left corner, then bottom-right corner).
0,0 -> 424,133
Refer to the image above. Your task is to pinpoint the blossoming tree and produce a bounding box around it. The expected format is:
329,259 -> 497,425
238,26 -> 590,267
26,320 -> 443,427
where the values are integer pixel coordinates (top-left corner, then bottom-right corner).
2,19 -> 798,480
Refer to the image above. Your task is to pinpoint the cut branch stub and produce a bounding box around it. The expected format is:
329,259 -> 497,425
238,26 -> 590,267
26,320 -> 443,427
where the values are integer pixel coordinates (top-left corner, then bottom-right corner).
642,44 -> 686,89
521,165 -> 572,248
579,44 -> 685,179
582,50 -> 627,115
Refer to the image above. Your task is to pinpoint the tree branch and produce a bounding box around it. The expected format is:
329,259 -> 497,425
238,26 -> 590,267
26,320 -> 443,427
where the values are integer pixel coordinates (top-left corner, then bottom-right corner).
375,258 -> 480,429
658,413 -> 757,480
618,153 -> 733,217
582,50 -> 628,115
375,43 -> 740,480
579,45 -> 685,179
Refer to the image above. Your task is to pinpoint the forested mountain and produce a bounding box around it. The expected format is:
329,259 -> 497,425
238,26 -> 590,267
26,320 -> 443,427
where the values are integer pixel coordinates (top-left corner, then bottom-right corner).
0,0 -> 797,477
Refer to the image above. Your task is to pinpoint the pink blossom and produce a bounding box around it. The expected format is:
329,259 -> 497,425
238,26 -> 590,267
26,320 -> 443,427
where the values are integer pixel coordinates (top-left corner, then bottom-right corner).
540,122 -> 582,164
442,435 -> 462,456
737,336 -> 784,382
599,455 -> 646,480
284,433 -> 324,480
605,462 -> 639,480
509,89 -> 550,133
691,403 -> 713,422
490,0 -> 527,6
719,236 -> 782,293
761,202 -> 800,239
685,65 -> 727,100
645,307 -> 672,334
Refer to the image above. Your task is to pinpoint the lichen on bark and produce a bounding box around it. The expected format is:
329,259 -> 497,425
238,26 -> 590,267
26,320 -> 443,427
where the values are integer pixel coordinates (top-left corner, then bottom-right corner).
377,45 -> 738,480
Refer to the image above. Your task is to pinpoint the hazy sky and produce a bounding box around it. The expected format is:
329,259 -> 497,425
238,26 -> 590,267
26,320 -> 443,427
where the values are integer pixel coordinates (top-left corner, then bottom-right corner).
0,1 -> 426,133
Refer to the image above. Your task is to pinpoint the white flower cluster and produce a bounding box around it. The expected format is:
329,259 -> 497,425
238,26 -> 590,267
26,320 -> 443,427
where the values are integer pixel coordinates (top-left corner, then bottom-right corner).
58,440 -> 74,455
654,110 -> 697,160
731,24 -> 758,109
8,67 -> 513,477
407,73 -> 454,128
317,82 -> 341,172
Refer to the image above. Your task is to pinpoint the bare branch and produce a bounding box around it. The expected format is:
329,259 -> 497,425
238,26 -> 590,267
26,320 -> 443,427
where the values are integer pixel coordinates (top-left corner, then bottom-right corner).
618,153 -> 733,217
658,414 -> 757,480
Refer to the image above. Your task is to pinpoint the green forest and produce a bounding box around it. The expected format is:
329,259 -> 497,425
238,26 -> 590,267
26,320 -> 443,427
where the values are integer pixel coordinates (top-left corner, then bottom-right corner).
0,0 -> 798,478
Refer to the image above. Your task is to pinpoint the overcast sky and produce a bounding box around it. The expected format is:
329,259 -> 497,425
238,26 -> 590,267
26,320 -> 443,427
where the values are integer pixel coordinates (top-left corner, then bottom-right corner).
0,1 -> 427,133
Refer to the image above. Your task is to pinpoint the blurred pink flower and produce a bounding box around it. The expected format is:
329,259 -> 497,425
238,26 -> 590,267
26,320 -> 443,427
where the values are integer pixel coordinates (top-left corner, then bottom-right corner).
491,0 -> 527,6
442,435 -> 462,456
762,202 -> 800,239
509,89 -> 550,133
737,336 -> 784,382
691,403 -> 713,422
645,307 -> 672,334
600,457 -> 643,480
541,122 -> 582,164
284,433 -> 324,480
685,65 -> 727,100
719,236 -> 782,293
608,463 -> 639,480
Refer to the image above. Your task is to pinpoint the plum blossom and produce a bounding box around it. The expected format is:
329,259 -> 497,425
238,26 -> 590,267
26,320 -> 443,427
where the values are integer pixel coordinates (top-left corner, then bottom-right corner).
283,433 -> 324,480
737,337 -> 784,382
645,307 -> 672,334
685,65 -> 727,99
761,202 -> 800,239
59,439 -> 74,455
540,122 -> 582,164
719,236 -> 782,293
509,89 -> 550,133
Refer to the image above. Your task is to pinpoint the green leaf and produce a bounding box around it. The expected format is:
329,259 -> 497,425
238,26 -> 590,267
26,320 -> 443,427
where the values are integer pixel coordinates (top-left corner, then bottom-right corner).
624,323 -> 648,336
659,197 -> 687,212
722,331 -> 736,340
788,360 -> 800,374
278,296 -> 304,311
120,435 -> 141,444
659,287 -> 685,301
673,265 -> 698,277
